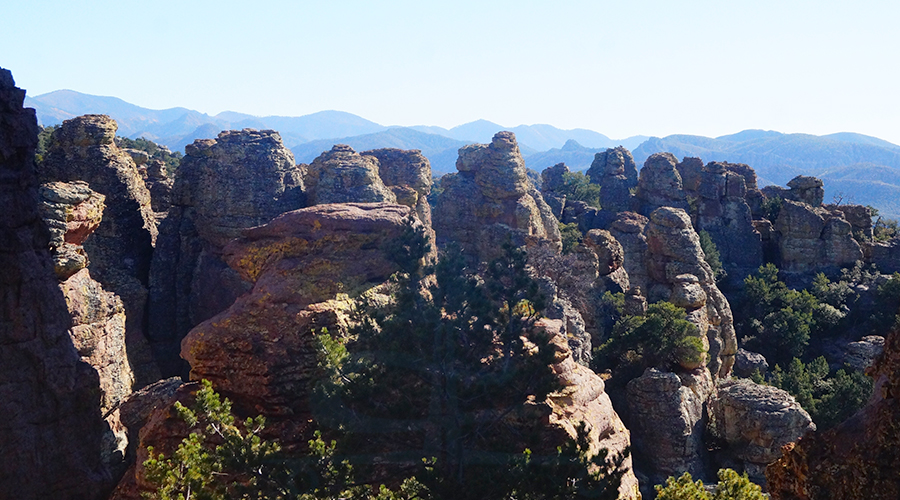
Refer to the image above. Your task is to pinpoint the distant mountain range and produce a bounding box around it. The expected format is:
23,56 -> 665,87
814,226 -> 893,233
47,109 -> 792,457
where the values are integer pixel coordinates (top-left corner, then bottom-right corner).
25,90 -> 900,218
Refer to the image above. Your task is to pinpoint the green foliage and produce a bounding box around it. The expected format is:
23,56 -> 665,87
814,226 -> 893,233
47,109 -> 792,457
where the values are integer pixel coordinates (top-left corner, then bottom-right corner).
737,264 -> 840,366
769,357 -> 873,430
595,301 -> 703,372
875,272 -> 900,329
314,231 -> 625,499
144,380 -> 423,500
656,469 -> 765,500
34,125 -> 58,164
559,222 -> 583,254
698,230 -> 726,282
870,205 -> 899,241
117,136 -> 183,176
556,171 -> 602,209
761,196 -> 783,222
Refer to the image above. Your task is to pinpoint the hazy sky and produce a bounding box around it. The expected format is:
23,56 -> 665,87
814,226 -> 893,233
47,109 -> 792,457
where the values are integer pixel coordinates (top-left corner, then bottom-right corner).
4,0 -> 899,143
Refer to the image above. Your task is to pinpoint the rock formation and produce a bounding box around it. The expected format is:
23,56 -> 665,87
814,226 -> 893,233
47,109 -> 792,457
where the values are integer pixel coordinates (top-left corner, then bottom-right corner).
733,348 -> 770,379
586,146 -> 639,213
148,129 -> 305,376
362,147 -> 432,225
306,144 -> 396,205
708,379 -> 814,483
634,152 -> 688,215
181,203 -> 415,420
37,114 -> 159,385
434,131 -> 561,262
766,326 -> 900,499
39,181 -> 135,472
0,67 -> 113,499
678,159 -> 764,282
626,368 -> 715,485
774,199 -> 863,276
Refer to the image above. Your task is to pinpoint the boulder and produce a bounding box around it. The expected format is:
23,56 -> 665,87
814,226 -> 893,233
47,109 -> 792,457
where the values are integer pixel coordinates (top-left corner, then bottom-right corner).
843,335 -> 885,371
148,129 -> 305,376
306,144 -> 395,205
0,67 -> 113,499
362,147 -> 433,227
38,114 -> 159,386
733,348 -> 770,379
433,132 -> 561,263
586,146 -> 638,213
786,175 -> 824,207
709,379 -> 815,483
38,181 -> 104,279
775,200 -> 863,275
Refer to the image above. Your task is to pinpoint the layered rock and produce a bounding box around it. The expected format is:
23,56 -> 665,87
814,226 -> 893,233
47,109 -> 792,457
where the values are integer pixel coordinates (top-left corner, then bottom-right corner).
644,207 -> 738,376
678,159 -> 763,281
537,319 -> 640,499
766,326 -> 900,499
148,129 -> 305,376
0,67 -> 112,499
306,144 -> 395,205
774,199 -> 863,275
39,181 -> 135,471
634,152 -> 688,215
586,146 -> 638,213
362,147 -> 432,224
38,114 -> 159,385
434,132 -> 561,262
142,159 -> 174,213
626,368 -> 715,485
708,379 -> 814,483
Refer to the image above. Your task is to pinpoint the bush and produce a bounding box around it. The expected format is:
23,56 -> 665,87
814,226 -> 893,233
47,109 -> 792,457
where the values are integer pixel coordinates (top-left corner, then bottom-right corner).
555,171 -> 602,209
698,231 -> 726,282
656,469 -> 765,500
559,222 -> 583,254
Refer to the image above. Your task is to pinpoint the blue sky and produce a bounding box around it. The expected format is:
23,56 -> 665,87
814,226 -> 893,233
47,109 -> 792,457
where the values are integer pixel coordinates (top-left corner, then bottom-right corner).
3,0 -> 899,143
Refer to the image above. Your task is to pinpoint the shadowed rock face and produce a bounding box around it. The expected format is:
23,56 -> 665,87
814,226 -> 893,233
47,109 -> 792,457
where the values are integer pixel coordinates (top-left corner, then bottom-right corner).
0,67 -> 113,500
434,131 -> 561,263
766,326 -> 900,500
148,129 -> 305,376
38,114 -> 159,386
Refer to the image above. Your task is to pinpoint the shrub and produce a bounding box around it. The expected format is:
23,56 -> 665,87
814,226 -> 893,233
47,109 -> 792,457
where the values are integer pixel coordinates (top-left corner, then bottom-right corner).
556,171 -> 602,209
559,222 -> 583,254
698,230 -> 726,282
656,469 -> 765,500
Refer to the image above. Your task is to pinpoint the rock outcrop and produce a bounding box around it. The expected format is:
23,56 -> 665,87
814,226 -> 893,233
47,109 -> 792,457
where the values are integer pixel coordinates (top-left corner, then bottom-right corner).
766,326 -> 900,499
678,159 -> 763,282
0,67 -> 113,499
586,146 -> 638,213
733,348 -> 770,379
774,199 -> 863,275
634,152 -> 688,215
843,335 -> 885,371
38,114 -> 159,385
38,181 -> 104,279
433,132 -> 561,262
306,144 -> 396,205
538,318 -> 640,499
181,203 -> 416,421
148,129 -> 305,376
626,368 -> 715,485
643,207 -> 738,376
362,147 -> 432,225
709,379 -> 814,483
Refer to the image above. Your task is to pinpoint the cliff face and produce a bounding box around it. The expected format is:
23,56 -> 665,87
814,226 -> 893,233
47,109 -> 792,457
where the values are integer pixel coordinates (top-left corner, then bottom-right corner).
38,114 -> 159,385
766,326 -> 900,500
147,129 -> 305,376
434,131 -> 561,262
0,67 -> 113,500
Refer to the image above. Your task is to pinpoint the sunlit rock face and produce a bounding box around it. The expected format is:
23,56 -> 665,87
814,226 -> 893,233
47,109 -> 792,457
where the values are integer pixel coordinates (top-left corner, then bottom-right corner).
147,128 -> 305,376
433,131 -> 561,263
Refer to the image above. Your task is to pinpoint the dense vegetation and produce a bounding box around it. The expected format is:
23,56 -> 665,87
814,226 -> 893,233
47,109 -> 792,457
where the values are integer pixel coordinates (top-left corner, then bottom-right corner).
655,469 -> 766,500
553,171 -> 602,209
147,225 -> 628,499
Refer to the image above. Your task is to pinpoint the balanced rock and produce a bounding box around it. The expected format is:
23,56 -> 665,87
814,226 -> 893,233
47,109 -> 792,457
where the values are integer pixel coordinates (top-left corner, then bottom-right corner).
148,129 -> 305,376
434,131 -> 561,262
